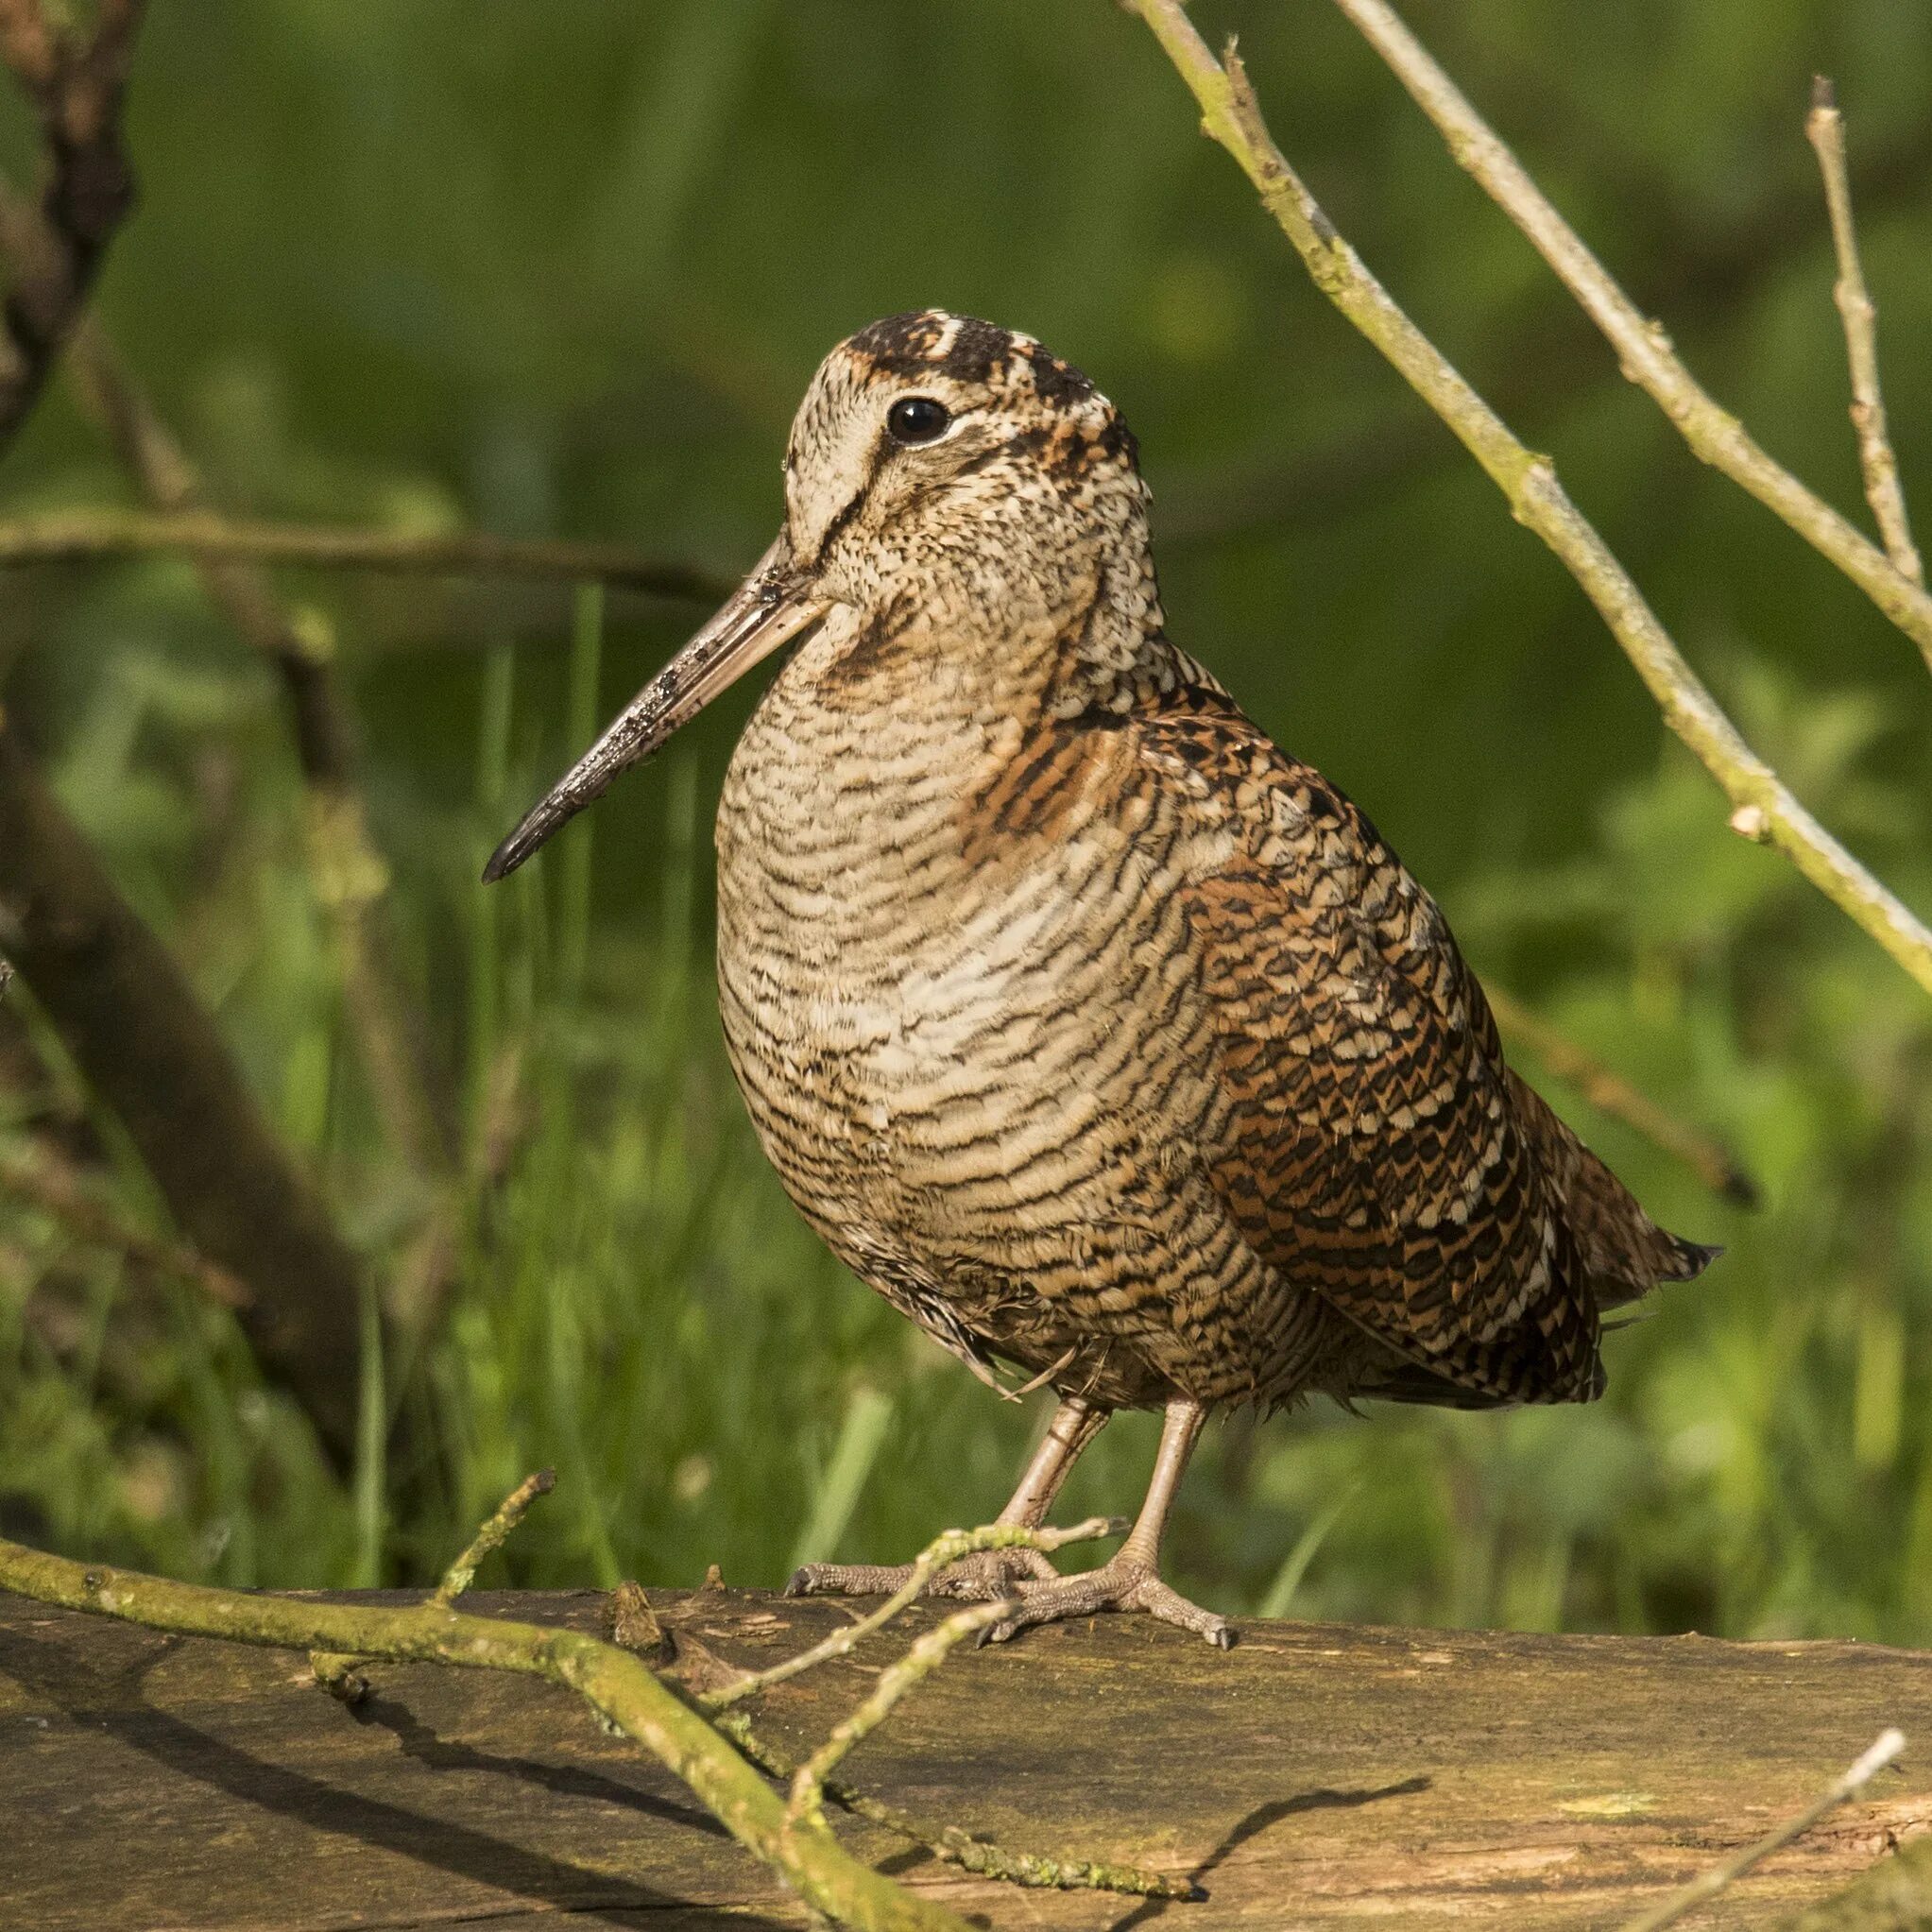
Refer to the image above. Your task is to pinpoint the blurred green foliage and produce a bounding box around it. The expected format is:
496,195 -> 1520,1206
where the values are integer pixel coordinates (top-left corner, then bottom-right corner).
0,0 -> 1928,1643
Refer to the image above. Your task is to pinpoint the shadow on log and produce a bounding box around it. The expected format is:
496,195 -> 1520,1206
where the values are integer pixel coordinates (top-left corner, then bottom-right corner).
0,1584 -> 1926,1929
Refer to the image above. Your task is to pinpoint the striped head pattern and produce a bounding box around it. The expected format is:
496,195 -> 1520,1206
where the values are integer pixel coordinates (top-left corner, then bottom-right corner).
487,310 -> 1166,880
783,310 -> 1163,641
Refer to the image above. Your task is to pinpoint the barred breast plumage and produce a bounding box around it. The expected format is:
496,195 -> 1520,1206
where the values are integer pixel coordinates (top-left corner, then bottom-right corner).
489,308 -> 1718,1645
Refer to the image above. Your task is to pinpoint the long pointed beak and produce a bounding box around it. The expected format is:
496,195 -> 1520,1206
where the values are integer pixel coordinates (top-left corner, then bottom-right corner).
483,537 -> 823,883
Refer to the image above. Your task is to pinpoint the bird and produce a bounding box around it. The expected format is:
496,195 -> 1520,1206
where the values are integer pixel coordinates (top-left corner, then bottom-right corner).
487,309 -> 1718,1648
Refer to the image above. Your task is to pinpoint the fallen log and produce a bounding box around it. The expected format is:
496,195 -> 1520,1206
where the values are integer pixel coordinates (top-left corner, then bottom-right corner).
2,1583 -> 1927,1928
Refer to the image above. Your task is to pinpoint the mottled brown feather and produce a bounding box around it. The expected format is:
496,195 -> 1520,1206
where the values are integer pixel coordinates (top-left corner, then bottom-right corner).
1137,679 -> 1661,1404
706,308 -> 1715,1429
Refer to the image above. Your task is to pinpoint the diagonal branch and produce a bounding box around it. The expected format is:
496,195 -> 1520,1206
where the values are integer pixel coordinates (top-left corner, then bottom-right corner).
0,719 -> 366,1458
1617,1728 -> 1906,1932
0,0 -> 146,454
714,1707 -> 1192,1899
1483,986 -> 1757,1206
1124,4 -> 1932,1000
48,306 -> 457,1184
1326,0 -> 1932,675
1805,77 -> 1923,590
786,1598 -> 1016,1833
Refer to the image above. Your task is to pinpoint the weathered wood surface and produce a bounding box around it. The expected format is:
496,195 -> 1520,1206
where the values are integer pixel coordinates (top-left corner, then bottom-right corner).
2,1585 -> 1927,1929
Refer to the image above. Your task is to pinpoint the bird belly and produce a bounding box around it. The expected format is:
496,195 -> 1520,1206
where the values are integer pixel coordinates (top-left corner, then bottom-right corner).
715,725 -> 1344,1408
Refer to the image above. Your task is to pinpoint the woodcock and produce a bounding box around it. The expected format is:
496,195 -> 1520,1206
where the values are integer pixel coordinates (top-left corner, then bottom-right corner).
487,311 -> 1717,1647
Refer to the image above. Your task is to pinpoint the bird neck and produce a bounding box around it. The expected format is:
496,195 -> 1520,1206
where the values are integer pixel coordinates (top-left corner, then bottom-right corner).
808,523 -> 1171,733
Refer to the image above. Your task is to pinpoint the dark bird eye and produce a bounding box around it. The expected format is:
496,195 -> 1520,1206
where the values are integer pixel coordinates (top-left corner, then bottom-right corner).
887,396 -> 951,445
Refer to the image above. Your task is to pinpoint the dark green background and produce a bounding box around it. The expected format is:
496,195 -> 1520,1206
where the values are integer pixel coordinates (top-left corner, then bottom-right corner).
1,0 -> 1927,1641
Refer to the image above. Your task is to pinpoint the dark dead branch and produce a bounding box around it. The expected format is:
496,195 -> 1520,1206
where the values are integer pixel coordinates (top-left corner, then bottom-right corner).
0,717 -> 365,1459
0,0 -> 146,453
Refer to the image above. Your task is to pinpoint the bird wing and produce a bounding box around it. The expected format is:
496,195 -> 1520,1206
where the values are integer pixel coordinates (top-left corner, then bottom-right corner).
1137,681 -> 1604,1404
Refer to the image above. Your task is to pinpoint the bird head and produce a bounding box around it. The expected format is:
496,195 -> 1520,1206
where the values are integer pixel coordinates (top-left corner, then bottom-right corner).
485,310 -> 1154,882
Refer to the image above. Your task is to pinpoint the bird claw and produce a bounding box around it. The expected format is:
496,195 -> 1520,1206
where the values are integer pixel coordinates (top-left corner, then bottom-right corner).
786,1545 -> 1061,1603
978,1555 -> 1234,1649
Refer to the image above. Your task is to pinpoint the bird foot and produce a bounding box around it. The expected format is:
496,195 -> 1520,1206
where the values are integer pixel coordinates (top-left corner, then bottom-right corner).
980,1553 -> 1233,1649
786,1544 -> 1060,1603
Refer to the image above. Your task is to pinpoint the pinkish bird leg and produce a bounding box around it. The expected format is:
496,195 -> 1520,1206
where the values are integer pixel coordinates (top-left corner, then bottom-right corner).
983,1395 -> 1230,1648
786,1394 -> 1108,1601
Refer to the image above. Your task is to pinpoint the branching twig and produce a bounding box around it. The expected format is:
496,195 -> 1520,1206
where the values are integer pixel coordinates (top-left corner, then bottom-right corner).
0,507 -> 731,598
703,1515 -> 1123,1710
3,1490 -> 1180,1923
314,1467 -> 559,1698
715,1708 -> 1191,1898
786,1598 -> 1016,1833
1617,1728 -> 1906,1932
1483,986 -> 1758,1206
1124,3 -> 1932,1000
0,1532 -> 974,1932
1328,0 -> 1932,675
1805,77 -> 1923,590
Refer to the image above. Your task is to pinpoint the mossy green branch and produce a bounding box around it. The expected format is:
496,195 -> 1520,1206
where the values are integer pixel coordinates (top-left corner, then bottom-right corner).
0,1534 -> 972,1932
1126,1 -> 1932,1000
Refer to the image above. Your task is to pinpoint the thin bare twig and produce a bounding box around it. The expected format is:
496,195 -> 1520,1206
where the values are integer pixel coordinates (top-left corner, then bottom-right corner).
1161,118 -> 1932,552
315,1467 -> 558,1699
1327,0 -> 1932,675
1484,986 -> 1758,1206
1124,4 -> 1932,1000
702,1515 -> 1123,1710
0,506 -> 731,598
1616,1728 -> 1906,1932
0,0 -> 147,454
1805,77 -> 1923,590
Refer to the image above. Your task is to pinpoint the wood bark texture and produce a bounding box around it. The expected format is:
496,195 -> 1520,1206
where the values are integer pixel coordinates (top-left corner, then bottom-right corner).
2,1586 -> 1926,1929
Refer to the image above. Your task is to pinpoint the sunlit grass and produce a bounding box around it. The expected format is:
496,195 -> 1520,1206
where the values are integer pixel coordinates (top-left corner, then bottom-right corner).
0,608 -> 1927,1649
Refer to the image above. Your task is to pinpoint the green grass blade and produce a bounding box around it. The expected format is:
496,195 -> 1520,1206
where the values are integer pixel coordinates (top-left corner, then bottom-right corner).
788,1386 -> 896,1575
